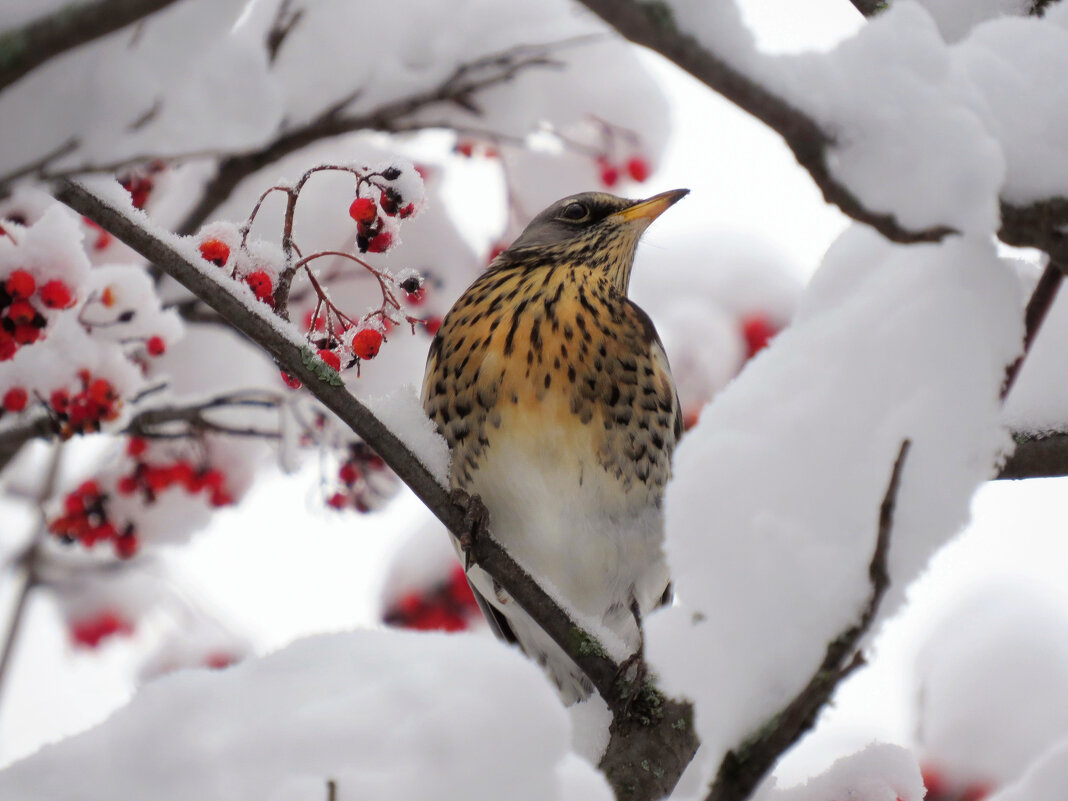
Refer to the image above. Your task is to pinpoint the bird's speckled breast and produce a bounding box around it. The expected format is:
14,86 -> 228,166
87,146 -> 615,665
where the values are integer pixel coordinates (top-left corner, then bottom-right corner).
422,263 -> 680,508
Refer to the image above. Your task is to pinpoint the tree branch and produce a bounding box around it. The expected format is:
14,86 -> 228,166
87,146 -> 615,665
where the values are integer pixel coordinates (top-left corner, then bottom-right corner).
53,177 -> 700,801
998,431 -> 1068,480
706,440 -> 911,801
0,0 -> 182,94
174,38 -> 592,235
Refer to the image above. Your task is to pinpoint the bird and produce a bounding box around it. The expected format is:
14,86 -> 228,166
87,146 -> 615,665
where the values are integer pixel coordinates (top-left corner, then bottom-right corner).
421,189 -> 688,703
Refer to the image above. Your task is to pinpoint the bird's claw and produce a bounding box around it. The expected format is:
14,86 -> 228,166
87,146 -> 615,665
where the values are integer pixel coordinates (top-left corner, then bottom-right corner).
614,650 -> 649,716
450,488 -> 490,571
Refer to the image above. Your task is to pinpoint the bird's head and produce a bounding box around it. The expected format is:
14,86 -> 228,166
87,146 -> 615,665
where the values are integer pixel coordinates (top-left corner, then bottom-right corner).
496,189 -> 689,293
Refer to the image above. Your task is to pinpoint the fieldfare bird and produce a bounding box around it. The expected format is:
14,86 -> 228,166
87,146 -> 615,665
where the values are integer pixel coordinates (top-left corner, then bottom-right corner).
422,189 -> 687,702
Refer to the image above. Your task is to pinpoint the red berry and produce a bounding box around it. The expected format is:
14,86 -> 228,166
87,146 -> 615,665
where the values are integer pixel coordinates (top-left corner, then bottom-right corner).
88,378 -> 113,405
70,611 -> 132,649
486,242 -> 507,264
7,299 -> 35,325
198,238 -> 230,267
117,475 -> 139,494
205,653 -> 234,670
50,389 -> 69,413
398,203 -> 416,219
114,533 -> 139,559
327,491 -> 347,509
921,766 -> 947,800
318,349 -> 341,371
352,328 -> 383,360
455,141 -> 475,157
210,489 -> 233,507
405,287 -> 426,306
39,280 -> 73,309
348,197 -> 377,225
13,324 -> 39,345
599,163 -> 619,188
146,336 -> 166,356
244,271 -> 273,304
740,314 -> 778,359
423,317 -> 442,336
5,270 -> 35,299
280,370 -> 302,390
626,156 -> 650,182
2,387 -> 28,412
127,437 -> 148,457
367,231 -> 393,253
339,462 -> 360,484
683,409 -> 701,432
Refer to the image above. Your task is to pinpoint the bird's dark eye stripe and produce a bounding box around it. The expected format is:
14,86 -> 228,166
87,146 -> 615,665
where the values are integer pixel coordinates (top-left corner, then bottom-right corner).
559,202 -> 589,221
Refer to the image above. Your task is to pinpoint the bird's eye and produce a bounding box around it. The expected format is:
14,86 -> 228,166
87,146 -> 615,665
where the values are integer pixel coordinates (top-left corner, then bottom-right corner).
559,202 -> 589,222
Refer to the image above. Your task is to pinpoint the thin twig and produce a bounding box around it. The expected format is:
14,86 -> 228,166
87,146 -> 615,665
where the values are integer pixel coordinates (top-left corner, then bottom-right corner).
1001,260 -> 1064,400
706,440 -> 911,801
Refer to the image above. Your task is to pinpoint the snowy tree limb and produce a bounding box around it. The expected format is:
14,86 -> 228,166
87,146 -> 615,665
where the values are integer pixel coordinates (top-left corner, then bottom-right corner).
706,440 -> 910,801
573,0 -> 951,244
0,0 -> 182,94
174,38 -> 592,236
999,432 -> 1068,479
52,177 -> 700,801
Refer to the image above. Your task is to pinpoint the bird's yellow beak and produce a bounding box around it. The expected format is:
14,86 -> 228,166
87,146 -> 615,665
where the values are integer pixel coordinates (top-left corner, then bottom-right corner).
615,188 -> 690,224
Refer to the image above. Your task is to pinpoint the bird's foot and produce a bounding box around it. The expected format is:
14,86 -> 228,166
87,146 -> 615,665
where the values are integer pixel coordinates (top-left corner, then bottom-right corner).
614,649 -> 649,717
450,488 -> 490,571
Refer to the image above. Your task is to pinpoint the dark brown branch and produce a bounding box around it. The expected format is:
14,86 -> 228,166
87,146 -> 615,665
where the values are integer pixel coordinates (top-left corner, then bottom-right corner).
998,431 -> 1068,479
265,0 -> 304,65
846,0 -> 888,15
1002,260 -> 1064,399
706,440 -> 910,801
53,178 -> 699,801
175,38 -> 590,235
0,0 -> 182,93
573,0 -> 951,244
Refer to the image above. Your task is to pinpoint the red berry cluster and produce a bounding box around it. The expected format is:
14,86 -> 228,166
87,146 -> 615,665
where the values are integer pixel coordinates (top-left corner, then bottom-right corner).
347,168 -> 414,254
0,269 -> 74,360
326,441 -> 392,513
47,369 -> 122,437
118,437 -> 234,507
198,238 -> 275,307
70,609 -> 134,649
596,155 -> 650,188
383,565 -> 479,632
49,480 -> 139,559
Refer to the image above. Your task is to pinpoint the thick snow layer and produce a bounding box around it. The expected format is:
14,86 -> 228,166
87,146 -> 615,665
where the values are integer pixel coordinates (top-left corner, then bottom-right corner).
914,583 -> 1068,789
755,743 -> 924,801
647,227 -> 1023,780
669,0 -> 1068,232
364,385 -> 450,486
0,631 -> 612,801
990,738 -> 1068,801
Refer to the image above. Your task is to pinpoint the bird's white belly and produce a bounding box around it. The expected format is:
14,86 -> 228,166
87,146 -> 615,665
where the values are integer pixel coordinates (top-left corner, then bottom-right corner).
463,416 -> 669,639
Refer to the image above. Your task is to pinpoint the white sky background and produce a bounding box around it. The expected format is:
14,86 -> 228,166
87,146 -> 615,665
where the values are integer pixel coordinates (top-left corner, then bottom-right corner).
4,0 -> 1068,787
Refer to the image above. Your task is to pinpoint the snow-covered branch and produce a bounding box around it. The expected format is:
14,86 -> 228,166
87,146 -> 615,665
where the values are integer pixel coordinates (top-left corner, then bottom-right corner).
706,440 -> 911,801
174,38 -> 591,236
0,0 -> 182,94
52,178 -> 700,801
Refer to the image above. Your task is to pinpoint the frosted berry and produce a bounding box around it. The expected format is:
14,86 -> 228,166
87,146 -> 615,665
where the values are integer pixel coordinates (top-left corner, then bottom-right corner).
348,197 -> 377,225
8,299 -> 35,325
2,387 -> 28,412
398,203 -> 416,219
352,328 -> 383,360
740,314 -> 778,359
626,156 -> 650,182
199,238 -> 230,267
327,492 -> 347,509
244,271 -> 274,304
146,335 -> 166,356
367,232 -> 393,253
339,462 -> 360,484
318,349 -> 341,371
13,324 -> 40,345
5,270 -> 35,299
379,189 -> 402,216
40,280 -> 74,309
423,317 -> 442,336
280,370 -> 302,389
114,533 -> 139,559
